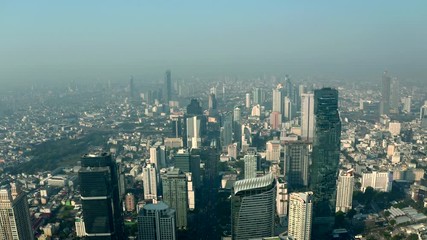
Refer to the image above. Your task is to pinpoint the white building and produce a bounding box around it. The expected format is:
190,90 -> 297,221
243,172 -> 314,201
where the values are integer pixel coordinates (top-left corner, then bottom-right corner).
300,93 -> 314,141
143,163 -> 158,200
186,173 -> 195,211
336,170 -> 354,213
361,171 -> 393,192
389,121 -> 401,136
276,178 -> 288,218
186,116 -> 201,149
288,191 -> 313,240
272,86 -> 283,113
266,139 -> 281,162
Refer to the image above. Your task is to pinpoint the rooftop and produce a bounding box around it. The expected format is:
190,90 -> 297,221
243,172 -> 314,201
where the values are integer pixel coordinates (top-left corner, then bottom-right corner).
233,173 -> 274,194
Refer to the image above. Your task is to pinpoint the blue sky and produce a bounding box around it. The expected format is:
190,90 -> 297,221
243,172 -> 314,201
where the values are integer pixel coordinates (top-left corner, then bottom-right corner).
1,1 -> 426,82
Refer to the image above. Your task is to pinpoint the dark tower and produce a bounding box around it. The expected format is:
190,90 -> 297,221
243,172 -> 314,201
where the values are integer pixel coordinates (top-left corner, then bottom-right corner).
310,88 -> 341,216
380,71 -> 391,115
79,152 -> 123,239
164,70 -> 172,104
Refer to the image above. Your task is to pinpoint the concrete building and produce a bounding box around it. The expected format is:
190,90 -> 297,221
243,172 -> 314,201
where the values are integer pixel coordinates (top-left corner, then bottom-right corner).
300,93 -> 314,141
288,191 -> 313,240
335,170 -> 354,213
143,163 -> 158,200
244,153 -> 258,179
137,201 -> 176,240
361,171 -> 393,192
161,168 -> 188,229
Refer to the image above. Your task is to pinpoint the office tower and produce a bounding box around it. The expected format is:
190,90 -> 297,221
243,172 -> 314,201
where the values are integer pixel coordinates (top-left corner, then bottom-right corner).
361,171 -> 393,192
125,193 -> 136,212
245,93 -> 251,108
301,93 -> 314,141
129,76 -> 135,101
231,173 -> 276,240
161,168 -> 188,229
186,99 -> 203,116
284,141 -> 310,189
186,173 -> 195,211
284,96 -> 294,121
421,101 -> 427,128
171,117 -> 184,138
276,177 -> 288,218
164,70 -> 172,103
272,86 -> 283,113
270,111 -> 282,130
186,116 -> 201,149
310,88 -> 341,216
0,184 -> 33,240
220,113 -> 233,147
390,78 -> 400,112
159,146 -> 167,168
174,149 -> 200,188
253,87 -> 262,105
284,75 -> 292,97
233,107 -> 241,143
137,201 -> 176,240
150,146 -> 159,167
266,139 -> 281,162
288,192 -> 314,240
380,71 -> 391,115
208,93 -> 217,115
143,163 -> 158,200
79,152 -> 123,239
403,96 -> 411,113
243,153 -> 257,179
335,170 -> 354,213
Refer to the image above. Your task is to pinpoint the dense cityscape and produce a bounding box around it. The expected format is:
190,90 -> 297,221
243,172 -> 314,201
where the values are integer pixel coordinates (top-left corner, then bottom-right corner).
1,2 -> 427,240
1,70 -> 426,240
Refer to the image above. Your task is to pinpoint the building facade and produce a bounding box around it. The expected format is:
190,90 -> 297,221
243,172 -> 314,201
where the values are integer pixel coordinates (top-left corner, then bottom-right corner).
137,201 -> 176,240
288,192 -> 313,240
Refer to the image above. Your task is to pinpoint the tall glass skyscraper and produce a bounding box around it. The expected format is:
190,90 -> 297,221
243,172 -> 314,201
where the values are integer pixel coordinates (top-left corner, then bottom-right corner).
310,88 -> 341,216
79,152 -> 123,239
284,141 -> 310,189
161,168 -> 188,230
231,173 -> 276,240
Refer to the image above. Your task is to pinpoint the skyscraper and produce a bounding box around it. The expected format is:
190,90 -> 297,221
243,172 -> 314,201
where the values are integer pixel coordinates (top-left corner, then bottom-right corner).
174,149 -> 200,188
233,107 -> 241,143
245,93 -> 251,109
231,173 -> 276,240
252,87 -> 262,105
220,112 -> 233,147
272,86 -> 283,113
143,163 -> 158,200
186,116 -> 201,149
380,71 -> 391,115
390,78 -> 400,112
301,93 -> 314,141
335,170 -> 354,213
284,141 -> 310,189
79,152 -> 123,239
0,184 -> 33,240
283,96 -> 294,121
420,101 -> 427,129
310,88 -> 341,216
164,70 -> 172,104
161,168 -> 188,229
243,153 -> 257,179
288,192 -> 313,240
137,201 -> 176,240
208,93 -> 218,115
186,99 -> 203,116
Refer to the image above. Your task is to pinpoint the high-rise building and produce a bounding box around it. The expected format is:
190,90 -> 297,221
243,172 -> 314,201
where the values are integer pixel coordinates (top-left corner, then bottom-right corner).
270,111 -> 282,130
284,141 -> 310,189
231,173 -> 276,240
288,191 -> 313,240
253,87 -> 262,105
78,152 -> 123,239
208,93 -> 218,115
174,149 -> 200,188
403,96 -> 411,113
284,96 -> 294,121
243,153 -> 257,179
266,139 -> 281,162
272,86 -> 283,113
233,107 -> 241,143
220,112 -> 233,147
137,201 -> 176,240
186,99 -> 203,116
150,146 -> 159,167
143,163 -> 158,200
380,71 -> 391,115
390,78 -> 400,112
421,101 -> 427,129
161,168 -> 188,229
276,177 -> 288,218
310,88 -> 341,216
0,184 -> 33,240
301,93 -> 314,141
245,93 -> 251,108
186,116 -> 201,149
335,170 -> 354,213
164,70 -> 172,104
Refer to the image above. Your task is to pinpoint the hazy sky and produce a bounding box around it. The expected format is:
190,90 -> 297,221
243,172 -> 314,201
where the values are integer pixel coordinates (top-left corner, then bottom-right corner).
1,1 -> 426,83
